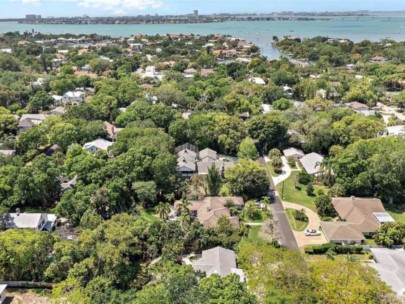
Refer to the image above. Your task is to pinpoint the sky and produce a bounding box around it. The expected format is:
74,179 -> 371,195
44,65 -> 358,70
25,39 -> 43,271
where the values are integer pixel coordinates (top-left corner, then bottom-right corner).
2,0 -> 405,18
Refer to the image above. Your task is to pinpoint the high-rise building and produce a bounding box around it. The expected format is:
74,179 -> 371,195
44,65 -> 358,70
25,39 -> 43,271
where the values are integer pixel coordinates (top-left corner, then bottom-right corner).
193,10 -> 199,16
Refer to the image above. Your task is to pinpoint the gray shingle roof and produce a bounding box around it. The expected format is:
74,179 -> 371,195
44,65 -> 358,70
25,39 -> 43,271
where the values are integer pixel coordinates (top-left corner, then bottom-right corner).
300,152 -> 324,175
192,246 -> 237,277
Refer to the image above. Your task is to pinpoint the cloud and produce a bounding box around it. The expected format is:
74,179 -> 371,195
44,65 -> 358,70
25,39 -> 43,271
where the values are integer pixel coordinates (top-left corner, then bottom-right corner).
13,0 -> 41,5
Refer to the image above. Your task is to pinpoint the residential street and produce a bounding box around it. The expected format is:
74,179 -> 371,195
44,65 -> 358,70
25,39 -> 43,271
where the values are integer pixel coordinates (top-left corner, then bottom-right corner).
258,157 -> 299,251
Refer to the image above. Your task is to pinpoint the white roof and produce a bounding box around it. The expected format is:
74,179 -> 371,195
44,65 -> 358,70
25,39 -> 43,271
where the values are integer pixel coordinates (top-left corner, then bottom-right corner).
370,248 -> 405,295
262,104 -> 272,114
83,138 -> 113,151
51,106 -> 66,115
0,284 -> 6,294
0,150 -> 16,156
300,152 -> 324,175
283,147 -> 304,158
387,125 -> 405,136
249,77 -> 266,85
52,95 -> 63,101
20,114 -> 47,121
64,91 -> 84,98
373,212 -> 395,224
4,213 -> 56,230
192,246 -> 238,277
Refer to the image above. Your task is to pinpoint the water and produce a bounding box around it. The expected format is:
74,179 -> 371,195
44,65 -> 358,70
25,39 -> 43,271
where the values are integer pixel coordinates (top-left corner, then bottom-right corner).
2,17 -> 405,58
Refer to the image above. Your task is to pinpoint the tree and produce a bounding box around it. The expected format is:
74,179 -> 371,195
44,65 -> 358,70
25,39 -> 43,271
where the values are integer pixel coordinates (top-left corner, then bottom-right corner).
28,91 -> 54,113
271,156 -> 283,173
314,194 -> 334,217
247,112 -> 288,152
268,148 -> 282,160
306,183 -> 315,196
312,261 -> 391,304
373,222 -> 405,247
0,229 -> 57,281
272,98 -> 292,111
238,137 -> 258,160
206,164 -> 222,196
155,202 -> 171,220
48,122 -> 79,152
0,114 -> 17,137
225,160 -> 269,199
89,58 -> 112,75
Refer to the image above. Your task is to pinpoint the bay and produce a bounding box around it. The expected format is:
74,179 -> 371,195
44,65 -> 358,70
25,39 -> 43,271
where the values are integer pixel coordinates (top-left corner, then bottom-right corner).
1,17 -> 405,58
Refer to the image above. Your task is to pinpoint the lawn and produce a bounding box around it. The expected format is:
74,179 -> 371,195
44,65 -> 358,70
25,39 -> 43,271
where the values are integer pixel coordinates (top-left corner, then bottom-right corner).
267,162 -> 280,177
245,225 -> 263,243
306,253 -> 372,262
140,209 -> 160,223
277,171 -> 326,211
286,208 -> 308,231
385,206 -> 405,225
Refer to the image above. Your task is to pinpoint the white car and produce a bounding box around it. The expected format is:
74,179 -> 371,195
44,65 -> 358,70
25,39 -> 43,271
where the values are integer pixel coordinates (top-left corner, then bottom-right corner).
305,229 -> 321,236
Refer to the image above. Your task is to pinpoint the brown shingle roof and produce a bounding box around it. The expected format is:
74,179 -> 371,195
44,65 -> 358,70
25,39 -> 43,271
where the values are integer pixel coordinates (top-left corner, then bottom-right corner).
320,221 -> 366,242
332,197 -> 386,233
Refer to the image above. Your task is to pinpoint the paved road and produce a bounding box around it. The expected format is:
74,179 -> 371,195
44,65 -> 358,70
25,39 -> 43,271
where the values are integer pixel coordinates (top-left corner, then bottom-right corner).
258,157 -> 299,251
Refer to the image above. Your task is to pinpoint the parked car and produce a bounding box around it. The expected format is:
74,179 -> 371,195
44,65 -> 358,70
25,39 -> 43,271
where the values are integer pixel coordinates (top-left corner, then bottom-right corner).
305,229 -> 321,236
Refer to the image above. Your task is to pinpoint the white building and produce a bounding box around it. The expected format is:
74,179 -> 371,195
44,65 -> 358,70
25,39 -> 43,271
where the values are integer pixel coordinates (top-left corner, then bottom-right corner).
83,138 -> 113,153
62,91 -> 85,105
18,114 -> 48,132
249,77 -> 266,85
0,284 -> 6,304
4,212 -> 57,231
300,152 -> 324,175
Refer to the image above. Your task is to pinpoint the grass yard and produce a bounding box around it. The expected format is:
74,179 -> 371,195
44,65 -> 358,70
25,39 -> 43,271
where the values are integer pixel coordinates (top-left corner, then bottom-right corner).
267,162 -> 280,177
140,209 -> 160,223
277,171 -> 326,211
246,225 -> 263,243
306,253 -> 372,262
286,208 -> 308,231
385,206 -> 405,225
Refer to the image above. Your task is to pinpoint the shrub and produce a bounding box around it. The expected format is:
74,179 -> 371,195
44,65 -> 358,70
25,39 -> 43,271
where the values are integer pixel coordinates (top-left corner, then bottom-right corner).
306,183 -> 315,196
287,156 -> 296,168
294,209 -> 308,222
298,171 -> 313,185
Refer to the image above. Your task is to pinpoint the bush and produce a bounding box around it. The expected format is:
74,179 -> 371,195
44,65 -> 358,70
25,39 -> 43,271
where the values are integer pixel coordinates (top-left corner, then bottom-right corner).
306,183 -> 315,196
287,156 -> 296,168
298,171 -> 313,185
305,243 -> 363,255
294,209 -> 308,222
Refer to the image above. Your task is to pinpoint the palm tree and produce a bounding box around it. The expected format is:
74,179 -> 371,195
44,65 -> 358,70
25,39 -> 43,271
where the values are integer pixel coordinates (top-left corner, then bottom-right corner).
165,193 -> 175,204
155,202 -> 171,220
177,198 -> 191,215
179,213 -> 191,230
315,158 -> 333,186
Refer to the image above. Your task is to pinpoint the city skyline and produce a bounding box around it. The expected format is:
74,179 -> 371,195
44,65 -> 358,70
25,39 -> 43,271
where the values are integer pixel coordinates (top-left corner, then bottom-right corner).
2,0 -> 405,18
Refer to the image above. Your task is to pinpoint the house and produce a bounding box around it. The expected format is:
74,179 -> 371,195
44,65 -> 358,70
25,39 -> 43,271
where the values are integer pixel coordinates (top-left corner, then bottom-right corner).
192,247 -> 245,282
201,69 -> 214,77
18,114 -> 48,132
30,77 -> 47,87
249,77 -> 266,85
83,138 -> 113,153
0,284 -> 6,304
44,144 -> 61,156
346,101 -> 369,112
196,160 -> 235,175
182,110 -> 193,120
4,212 -> 57,231
62,91 -> 85,105
283,147 -> 304,160
369,248 -> 405,296
369,56 -> 387,64
179,196 -> 244,228
104,121 -> 123,141
141,66 -> 164,81
332,197 -> 394,236
199,148 -> 218,161
60,175 -> 78,192
384,125 -> 405,137
0,150 -> 16,157
300,152 -> 324,175
0,48 -> 12,54
320,221 -> 366,244
320,197 -> 395,244
283,85 -> 293,97
177,148 -> 197,178
51,106 -> 66,115
184,68 -> 197,78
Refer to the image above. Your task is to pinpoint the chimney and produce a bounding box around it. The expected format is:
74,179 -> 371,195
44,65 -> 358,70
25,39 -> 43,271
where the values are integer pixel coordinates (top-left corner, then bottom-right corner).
16,208 -> 21,216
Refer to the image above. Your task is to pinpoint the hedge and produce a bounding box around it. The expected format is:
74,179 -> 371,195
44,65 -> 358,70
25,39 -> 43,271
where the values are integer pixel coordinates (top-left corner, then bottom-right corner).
304,243 -> 363,255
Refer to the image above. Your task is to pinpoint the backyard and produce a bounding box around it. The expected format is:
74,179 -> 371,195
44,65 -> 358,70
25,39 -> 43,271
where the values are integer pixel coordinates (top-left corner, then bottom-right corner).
276,171 -> 326,211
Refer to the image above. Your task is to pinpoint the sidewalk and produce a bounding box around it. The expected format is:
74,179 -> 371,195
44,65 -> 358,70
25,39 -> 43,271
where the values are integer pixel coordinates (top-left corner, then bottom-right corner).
265,156 -> 294,186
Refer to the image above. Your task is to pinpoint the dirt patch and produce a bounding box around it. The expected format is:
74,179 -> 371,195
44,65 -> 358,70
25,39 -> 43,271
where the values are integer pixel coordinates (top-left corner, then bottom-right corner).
5,290 -> 51,304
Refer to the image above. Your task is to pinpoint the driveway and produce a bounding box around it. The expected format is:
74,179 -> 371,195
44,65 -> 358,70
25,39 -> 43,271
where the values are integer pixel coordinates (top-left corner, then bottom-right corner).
258,157 -> 299,251
377,102 -> 405,124
283,201 -> 327,248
